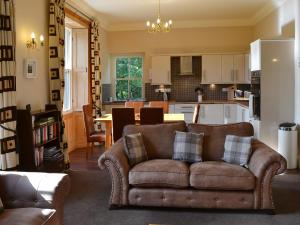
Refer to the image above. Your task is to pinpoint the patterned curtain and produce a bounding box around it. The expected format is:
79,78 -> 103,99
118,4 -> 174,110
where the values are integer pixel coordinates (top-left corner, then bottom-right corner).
49,0 -> 69,166
90,21 -> 102,120
0,0 -> 18,170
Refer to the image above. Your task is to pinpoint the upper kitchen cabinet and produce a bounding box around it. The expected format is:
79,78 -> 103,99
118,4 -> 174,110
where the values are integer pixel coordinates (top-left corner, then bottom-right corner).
250,40 -> 261,71
221,54 -> 247,84
201,55 -> 222,84
150,56 -> 171,85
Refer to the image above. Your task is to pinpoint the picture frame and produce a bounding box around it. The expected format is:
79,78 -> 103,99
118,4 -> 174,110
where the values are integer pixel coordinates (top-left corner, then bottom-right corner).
24,58 -> 37,78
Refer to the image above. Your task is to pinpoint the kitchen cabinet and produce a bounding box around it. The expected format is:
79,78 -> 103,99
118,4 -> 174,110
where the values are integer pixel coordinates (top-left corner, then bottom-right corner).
223,104 -> 237,124
250,40 -> 261,71
244,54 -> 251,84
174,104 -> 195,123
199,104 -> 224,124
221,55 -> 246,83
201,55 -> 222,84
150,56 -> 171,85
237,105 -> 250,122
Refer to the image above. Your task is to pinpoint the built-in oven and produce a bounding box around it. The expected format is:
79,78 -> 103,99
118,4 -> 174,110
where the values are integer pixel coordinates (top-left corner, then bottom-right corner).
250,71 -> 261,119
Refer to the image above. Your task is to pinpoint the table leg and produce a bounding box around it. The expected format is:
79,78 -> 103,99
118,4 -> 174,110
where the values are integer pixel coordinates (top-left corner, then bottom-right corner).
105,122 -> 112,150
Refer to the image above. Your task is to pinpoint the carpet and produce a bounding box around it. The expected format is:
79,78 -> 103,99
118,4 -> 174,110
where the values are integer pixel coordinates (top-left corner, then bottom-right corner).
64,169 -> 300,225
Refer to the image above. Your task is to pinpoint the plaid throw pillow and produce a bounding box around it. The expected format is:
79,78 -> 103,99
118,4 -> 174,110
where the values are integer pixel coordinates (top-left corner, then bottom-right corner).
173,131 -> 204,163
124,133 -> 148,166
223,135 -> 253,166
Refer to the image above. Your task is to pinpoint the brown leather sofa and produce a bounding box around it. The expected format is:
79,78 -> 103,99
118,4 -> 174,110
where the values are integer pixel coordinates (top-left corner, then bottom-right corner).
0,172 -> 71,225
99,122 -> 287,212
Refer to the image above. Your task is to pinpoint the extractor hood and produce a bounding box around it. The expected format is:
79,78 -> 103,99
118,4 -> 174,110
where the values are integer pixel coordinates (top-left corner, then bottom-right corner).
179,56 -> 194,75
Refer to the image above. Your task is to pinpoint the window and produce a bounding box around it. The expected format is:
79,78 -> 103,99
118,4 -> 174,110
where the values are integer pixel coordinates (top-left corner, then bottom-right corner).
115,56 -> 143,100
63,27 -> 72,112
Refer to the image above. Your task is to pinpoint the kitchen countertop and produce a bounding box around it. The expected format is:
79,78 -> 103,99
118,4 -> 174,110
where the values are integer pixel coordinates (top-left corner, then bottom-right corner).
103,99 -> 249,108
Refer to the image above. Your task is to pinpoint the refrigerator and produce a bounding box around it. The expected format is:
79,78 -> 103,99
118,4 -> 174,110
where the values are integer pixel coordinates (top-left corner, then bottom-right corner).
250,39 -> 295,151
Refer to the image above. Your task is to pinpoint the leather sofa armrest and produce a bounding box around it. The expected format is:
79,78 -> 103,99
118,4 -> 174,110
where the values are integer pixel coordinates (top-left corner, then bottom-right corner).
248,139 -> 287,209
248,139 -> 287,178
0,172 -> 70,223
98,138 -> 130,207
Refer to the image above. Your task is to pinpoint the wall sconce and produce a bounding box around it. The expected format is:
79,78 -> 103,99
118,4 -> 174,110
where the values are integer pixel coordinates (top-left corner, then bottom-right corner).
26,32 -> 44,49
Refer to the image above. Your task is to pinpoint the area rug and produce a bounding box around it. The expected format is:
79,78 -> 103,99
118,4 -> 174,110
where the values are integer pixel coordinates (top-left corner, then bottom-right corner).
64,169 -> 300,225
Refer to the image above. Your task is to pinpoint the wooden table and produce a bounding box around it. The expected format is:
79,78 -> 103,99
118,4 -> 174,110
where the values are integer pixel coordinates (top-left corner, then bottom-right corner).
95,113 -> 185,149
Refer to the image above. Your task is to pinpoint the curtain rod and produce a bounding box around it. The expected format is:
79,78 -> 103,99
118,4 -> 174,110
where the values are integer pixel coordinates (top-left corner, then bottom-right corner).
65,2 -> 93,21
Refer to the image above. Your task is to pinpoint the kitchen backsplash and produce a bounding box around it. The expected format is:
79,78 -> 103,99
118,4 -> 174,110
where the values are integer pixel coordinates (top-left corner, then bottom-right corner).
145,82 -> 251,102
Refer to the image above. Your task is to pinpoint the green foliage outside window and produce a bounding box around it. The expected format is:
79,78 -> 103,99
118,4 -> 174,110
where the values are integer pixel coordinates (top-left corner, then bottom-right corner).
116,56 -> 143,100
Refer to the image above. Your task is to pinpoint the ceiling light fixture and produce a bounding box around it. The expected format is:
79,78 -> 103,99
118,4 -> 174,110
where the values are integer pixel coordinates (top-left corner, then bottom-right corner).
146,0 -> 172,33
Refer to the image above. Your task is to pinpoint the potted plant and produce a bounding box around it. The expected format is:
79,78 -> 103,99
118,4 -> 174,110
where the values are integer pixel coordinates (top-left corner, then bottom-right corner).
195,87 -> 204,102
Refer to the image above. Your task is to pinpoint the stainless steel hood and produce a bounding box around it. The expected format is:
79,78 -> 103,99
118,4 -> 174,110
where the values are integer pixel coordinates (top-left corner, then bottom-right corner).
179,56 -> 194,75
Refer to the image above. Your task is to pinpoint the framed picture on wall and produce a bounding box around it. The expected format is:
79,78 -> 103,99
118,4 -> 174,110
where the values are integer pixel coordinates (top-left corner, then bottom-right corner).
24,58 -> 37,78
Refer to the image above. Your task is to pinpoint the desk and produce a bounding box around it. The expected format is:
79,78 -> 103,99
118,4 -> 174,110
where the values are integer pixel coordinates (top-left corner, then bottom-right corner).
95,113 -> 184,149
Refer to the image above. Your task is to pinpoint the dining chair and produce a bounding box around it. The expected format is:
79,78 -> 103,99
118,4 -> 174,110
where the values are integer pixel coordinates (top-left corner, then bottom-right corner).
125,101 -> 145,114
83,104 -> 105,159
112,108 -> 135,142
192,103 -> 200,124
149,101 -> 169,113
140,107 -> 164,125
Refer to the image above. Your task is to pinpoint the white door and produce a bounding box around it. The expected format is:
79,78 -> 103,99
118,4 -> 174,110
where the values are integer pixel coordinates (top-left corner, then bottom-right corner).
202,55 -> 222,84
234,55 -> 246,83
199,104 -> 224,124
151,56 -> 171,85
224,104 -> 237,124
221,55 -> 234,83
72,29 -> 89,111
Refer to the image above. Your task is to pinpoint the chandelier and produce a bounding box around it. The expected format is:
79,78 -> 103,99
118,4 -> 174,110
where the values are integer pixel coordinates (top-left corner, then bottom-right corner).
146,0 -> 172,33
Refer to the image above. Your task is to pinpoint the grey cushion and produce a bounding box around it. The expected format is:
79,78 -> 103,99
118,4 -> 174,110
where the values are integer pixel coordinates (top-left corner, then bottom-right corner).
124,133 -> 148,166
173,131 -> 204,163
222,135 -> 253,166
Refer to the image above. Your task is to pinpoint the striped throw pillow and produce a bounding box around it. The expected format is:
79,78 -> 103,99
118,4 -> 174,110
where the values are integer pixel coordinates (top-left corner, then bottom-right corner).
124,133 -> 148,166
173,131 -> 204,163
223,135 -> 253,166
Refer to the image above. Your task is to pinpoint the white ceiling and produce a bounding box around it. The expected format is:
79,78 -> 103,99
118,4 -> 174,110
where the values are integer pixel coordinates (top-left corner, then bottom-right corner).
78,0 -> 287,31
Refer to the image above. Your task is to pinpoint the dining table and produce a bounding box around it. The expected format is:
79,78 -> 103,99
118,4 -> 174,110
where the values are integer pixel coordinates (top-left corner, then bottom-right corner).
95,113 -> 185,149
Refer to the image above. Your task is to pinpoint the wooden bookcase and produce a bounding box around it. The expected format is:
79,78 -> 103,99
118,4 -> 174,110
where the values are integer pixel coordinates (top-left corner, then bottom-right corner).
17,108 -> 65,172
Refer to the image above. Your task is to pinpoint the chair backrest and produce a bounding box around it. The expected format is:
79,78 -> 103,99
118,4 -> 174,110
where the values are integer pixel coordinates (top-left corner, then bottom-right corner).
149,101 -> 169,113
192,104 -> 200,124
125,101 -> 144,114
112,108 -> 135,142
140,107 -> 164,125
82,104 -> 95,139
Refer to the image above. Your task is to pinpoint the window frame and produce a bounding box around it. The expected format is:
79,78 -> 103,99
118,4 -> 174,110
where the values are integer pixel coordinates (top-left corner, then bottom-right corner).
63,27 -> 73,113
113,55 -> 144,101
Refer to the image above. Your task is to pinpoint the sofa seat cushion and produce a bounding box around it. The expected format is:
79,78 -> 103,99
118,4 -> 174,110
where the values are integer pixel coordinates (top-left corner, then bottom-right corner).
190,161 -> 255,191
129,159 -> 189,188
0,208 -> 56,225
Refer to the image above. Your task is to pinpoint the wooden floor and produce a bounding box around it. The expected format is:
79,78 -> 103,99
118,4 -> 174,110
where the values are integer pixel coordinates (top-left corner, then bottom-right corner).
69,145 -> 105,171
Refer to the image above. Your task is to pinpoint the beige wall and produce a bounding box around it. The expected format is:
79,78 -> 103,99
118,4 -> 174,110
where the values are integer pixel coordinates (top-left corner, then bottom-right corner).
254,0 -> 296,39
15,0 -> 49,110
106,26 -> 254,82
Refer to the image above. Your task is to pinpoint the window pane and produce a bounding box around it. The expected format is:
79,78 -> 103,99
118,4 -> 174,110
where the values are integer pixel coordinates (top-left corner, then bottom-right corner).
116,58 -> 129,78
63,69 -> 71,111
130,79 -> 142,99
64,28 -> 72,70
129,57 -> 142,78
116,80 -> 129,100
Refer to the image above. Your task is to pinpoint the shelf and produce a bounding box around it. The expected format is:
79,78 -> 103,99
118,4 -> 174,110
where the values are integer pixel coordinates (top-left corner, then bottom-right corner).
35,137 -> 58,148
33,121 -> 58,130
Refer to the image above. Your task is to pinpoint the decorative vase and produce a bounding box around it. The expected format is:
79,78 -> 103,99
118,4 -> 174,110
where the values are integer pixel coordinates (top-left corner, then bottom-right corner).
197,95 -> 203,102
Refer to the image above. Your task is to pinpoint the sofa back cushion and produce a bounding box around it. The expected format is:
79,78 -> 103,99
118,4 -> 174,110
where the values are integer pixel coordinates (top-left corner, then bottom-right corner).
123,121 -> 186,159
187,122 -> 254,161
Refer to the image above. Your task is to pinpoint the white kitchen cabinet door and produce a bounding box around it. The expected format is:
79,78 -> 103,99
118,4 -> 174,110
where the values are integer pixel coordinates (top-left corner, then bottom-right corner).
150,56 -> 171,85
168,104 -> 175,113
202,55 -> 222,84
199,104 -> 224,124
237,105 -> 250,122
234,54 -> 246,83
250,40 -> 261,71
223,104 -> 237,124
174,104 -> 195,124
244,54 -> 251,84
221,55 -> 234,83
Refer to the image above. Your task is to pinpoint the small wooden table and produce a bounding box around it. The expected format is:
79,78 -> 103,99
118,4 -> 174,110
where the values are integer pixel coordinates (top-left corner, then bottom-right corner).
95,113 -> 185,149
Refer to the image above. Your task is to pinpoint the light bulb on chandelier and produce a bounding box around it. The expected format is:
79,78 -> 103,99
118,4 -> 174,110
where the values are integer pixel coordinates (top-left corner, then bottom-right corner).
146,0 -> 173,33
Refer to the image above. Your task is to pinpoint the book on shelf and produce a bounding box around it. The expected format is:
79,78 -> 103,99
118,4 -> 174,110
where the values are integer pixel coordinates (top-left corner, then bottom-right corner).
33,123 -> 58,146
